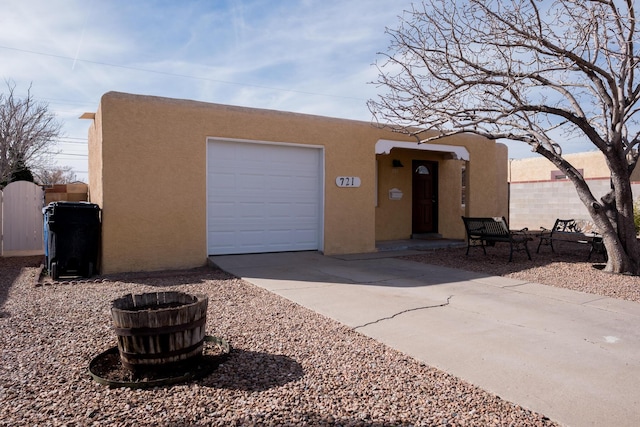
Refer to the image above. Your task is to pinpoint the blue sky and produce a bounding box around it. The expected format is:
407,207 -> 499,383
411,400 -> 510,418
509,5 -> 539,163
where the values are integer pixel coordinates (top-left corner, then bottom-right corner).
1,0 -> 548,182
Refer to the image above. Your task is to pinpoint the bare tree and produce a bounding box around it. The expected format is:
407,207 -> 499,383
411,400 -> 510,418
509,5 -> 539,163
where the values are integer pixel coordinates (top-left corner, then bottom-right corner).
36,166 -> 78,186
0,81 -> 62,187
368,0 -> 640,275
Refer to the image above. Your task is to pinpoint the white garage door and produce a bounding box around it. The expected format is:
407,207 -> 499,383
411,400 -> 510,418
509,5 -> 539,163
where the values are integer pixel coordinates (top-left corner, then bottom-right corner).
207,139 -> 323,255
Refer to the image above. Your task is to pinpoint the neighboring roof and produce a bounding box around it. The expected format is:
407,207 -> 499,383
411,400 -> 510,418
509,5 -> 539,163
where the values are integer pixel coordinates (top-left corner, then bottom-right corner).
508,151 -> 615,182
375,139 -> 470,161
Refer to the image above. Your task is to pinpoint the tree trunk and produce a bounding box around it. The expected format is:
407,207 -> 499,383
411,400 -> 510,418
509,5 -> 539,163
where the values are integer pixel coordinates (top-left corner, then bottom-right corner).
603,171 -> 640,275
581,167 -> 640,274
537,146 -> 640,275
598,220 -> 638,275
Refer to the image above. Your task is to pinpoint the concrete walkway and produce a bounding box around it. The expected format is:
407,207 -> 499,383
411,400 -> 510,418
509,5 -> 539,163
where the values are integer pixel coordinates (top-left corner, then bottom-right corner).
210,250 -> 640,427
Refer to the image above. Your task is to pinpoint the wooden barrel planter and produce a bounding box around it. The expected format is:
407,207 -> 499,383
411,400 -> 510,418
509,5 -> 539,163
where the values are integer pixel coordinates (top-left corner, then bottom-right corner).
111,291 -> 208,372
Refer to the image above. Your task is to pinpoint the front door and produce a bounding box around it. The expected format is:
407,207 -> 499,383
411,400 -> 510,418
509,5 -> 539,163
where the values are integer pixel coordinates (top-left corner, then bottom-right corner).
412,160 -> 438,234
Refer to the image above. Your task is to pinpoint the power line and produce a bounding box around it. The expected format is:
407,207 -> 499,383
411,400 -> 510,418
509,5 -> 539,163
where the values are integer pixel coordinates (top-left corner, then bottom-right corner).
0,44 -> 366,102
42,97 -> 96,107
48,152 -> 88,157
55,140 -> 88,146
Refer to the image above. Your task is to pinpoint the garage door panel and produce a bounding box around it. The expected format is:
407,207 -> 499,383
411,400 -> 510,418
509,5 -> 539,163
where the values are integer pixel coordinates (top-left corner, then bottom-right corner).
267,230 -> 298,244
237,202 -> 266,218
208,231 -> 236,250
207,140 -> 322,255
214,172 -> 236,190
209,230 -> 317,255
237,173 -> 267,189
270,175 -> 295,190
295,175 -> 318,187
267,202 -> 295,217
294,228 -> 319,242
213,202 -> 237,218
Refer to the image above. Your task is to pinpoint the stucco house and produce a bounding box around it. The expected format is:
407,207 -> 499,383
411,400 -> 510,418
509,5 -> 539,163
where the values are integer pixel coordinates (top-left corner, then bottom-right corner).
85,92 -> 508,274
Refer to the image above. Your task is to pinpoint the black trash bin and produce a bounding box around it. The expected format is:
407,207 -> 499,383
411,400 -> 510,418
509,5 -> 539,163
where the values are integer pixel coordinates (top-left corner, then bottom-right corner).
43,201 -> 101,280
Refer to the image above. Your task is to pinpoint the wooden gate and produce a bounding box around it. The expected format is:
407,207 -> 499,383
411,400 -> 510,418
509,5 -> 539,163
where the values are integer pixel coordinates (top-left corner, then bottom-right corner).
1,181 -> 45,256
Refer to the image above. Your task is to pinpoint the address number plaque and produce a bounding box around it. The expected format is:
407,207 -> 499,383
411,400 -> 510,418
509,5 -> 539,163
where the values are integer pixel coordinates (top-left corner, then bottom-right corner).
335,176 -> 361,188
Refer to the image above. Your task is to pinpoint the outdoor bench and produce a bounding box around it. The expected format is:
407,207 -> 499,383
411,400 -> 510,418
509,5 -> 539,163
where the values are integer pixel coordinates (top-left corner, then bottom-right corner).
461,216 -> 531,262
536,218 -> 606,261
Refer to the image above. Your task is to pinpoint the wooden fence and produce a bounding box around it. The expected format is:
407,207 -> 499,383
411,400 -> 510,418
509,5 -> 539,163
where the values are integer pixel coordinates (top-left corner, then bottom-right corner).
0,181 -> 88,257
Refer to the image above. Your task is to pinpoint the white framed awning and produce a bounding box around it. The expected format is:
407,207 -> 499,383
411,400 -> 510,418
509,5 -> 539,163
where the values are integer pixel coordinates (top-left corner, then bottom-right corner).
375,139 -> 469,161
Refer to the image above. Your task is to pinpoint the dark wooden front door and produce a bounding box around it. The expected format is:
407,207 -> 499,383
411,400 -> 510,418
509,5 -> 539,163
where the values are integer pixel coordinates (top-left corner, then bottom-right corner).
412,160 -> 438,234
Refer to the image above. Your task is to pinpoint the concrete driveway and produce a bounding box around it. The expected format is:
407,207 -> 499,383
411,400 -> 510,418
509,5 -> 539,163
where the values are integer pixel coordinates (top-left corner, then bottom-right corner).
210,250 -> 640,427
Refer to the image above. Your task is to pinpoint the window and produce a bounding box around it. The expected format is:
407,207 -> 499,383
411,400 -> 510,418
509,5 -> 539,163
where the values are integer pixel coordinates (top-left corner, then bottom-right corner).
551,169 -> 583,180
461,165 -> 467,207
415,165 -> 430,175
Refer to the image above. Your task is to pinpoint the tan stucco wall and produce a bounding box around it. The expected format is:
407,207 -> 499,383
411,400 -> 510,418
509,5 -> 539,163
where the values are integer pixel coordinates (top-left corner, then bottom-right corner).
508,151 -> 640,182
463,135 -> 509,218
87,104 -> 103,206
90,94 -> 207,274
374,150 -> 466,240
495,143 -> 509,220
371,134 -> 507,241
88,92 -> 508,274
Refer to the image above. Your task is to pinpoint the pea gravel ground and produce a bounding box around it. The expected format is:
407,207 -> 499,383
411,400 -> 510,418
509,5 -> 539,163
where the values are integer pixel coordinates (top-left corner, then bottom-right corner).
403,242 -> 640,303
5,243 -> 634,426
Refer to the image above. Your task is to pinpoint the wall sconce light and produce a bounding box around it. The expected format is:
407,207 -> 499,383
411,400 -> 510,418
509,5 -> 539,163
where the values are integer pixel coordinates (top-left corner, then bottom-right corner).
392,159 -> 404,168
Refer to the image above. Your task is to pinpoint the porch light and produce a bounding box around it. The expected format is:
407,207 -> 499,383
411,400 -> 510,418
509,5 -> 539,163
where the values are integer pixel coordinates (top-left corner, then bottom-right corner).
392,159 -> 404,168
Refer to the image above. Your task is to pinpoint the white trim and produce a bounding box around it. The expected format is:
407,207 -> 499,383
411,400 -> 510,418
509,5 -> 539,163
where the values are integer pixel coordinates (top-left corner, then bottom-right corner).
375,139 -> 469,161
207,136 -> 324,151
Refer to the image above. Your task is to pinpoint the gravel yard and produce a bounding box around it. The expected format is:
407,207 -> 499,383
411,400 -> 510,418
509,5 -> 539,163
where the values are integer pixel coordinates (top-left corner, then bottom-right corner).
0,255 -> 559,426
3,243 -> 639,427
5,242 -> 634,427
403,241 -> 640,303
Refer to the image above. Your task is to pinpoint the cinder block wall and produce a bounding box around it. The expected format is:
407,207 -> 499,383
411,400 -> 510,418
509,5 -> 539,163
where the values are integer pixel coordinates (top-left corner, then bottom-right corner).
509,179 -> 640,229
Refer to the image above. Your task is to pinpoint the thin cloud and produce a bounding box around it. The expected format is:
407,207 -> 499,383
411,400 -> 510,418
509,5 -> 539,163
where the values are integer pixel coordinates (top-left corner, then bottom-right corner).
0,0 -> 465,179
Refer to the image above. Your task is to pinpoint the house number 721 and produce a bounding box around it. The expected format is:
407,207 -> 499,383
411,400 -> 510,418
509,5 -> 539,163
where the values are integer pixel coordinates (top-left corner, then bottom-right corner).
335,176 -> 361,188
